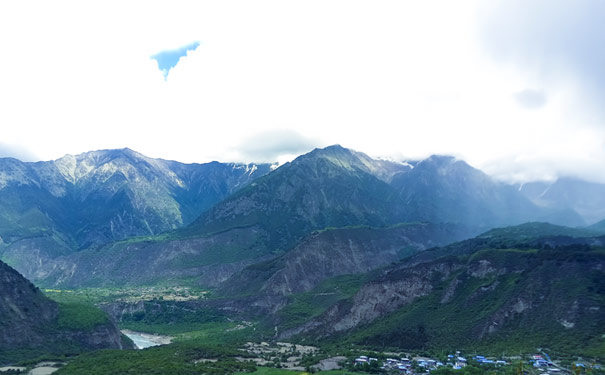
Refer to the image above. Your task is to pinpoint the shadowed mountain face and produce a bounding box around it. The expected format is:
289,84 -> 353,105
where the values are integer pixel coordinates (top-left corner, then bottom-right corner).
0,260 -> 130,364
186,146 -> 582,243
182,145 -> 413,250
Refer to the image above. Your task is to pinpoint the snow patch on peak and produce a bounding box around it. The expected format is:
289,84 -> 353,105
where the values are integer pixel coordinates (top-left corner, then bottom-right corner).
55,155 -> 78,183
232,163 -> 261,175
246,164 -> 258,175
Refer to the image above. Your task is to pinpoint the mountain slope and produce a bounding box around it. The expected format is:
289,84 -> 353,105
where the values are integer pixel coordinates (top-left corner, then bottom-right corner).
0,260 -> 131,364
278,230 -> 605,358
219,223 -> 477,298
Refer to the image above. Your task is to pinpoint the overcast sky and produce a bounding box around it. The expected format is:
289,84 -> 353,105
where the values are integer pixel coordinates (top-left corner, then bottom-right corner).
1,1 -> 604,183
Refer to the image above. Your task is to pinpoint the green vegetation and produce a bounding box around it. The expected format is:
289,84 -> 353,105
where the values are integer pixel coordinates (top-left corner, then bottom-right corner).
0,348 -> 69,366
277,274 -> 368,330
123,321 -> 256,344
235,369 -> 361,375
235,369 -> 300,375
479,222 -> 600,243
55,342 -> 256,375
431,363 -> 516,375
55,302 -> 109,331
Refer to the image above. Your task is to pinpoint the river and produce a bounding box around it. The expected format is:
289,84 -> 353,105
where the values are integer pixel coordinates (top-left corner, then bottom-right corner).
121,329 -> 173,349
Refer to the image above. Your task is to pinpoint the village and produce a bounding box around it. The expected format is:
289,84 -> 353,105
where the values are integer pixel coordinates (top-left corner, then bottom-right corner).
234,342 -> 601,375
350,351 -> 600,374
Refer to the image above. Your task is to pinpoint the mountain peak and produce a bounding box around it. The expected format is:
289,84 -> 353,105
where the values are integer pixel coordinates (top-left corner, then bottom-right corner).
429,154 -> 455,160
53,148 -> 144,183
294,145 -> 357,167
320,144 -> 347,152
423,154 -> 459,165
413,154 -> 481,178
304,144 -> 351,158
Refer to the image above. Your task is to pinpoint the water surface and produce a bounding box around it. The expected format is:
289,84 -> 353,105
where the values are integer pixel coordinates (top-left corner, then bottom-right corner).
121,329 -> 173,349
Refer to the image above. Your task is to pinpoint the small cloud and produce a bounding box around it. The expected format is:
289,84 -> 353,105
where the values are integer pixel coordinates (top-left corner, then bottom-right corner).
151,41 -> 200,79
514,89 -> 547,110
237,130 -> 321,163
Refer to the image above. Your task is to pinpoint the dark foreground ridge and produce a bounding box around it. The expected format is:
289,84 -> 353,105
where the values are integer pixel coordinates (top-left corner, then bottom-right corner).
0,260 -> 132,364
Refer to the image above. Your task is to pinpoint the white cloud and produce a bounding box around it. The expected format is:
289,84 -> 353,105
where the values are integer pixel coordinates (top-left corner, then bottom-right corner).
0,1 -> 603,183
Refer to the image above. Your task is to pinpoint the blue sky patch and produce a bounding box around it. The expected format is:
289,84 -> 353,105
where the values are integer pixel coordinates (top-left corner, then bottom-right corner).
151,41 -> 200,79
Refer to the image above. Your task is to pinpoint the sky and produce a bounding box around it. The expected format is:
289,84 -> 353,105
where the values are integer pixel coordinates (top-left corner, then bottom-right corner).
0,0 -> 604,183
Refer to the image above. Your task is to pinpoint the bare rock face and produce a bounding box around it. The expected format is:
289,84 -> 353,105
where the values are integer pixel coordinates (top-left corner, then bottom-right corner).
0,260 -> 131,364
279,261 -> 460,340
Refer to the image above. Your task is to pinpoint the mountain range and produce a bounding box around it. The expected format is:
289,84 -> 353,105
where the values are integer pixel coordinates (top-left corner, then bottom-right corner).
0,145 -> 601,287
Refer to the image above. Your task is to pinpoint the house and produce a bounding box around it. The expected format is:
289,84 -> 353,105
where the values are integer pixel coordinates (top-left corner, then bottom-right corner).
533,359 -> 550,368
354,357 -> 369,365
